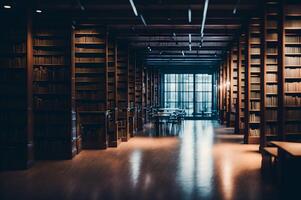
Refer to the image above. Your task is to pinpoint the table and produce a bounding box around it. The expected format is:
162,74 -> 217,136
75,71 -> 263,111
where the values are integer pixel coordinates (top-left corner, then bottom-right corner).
270,141 -> 301,187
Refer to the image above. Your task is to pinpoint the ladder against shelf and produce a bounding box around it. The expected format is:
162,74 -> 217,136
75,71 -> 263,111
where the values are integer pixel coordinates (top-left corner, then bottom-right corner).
74,23 -> 107,149
0,12 -> 33,169
284,2 -> 301,142
32,17 -> 76,159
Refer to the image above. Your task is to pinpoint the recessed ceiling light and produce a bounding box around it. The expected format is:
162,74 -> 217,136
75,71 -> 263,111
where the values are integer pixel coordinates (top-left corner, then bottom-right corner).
188,9 -> 192,23
36,9 -> 42,13
4,5 -> 11,9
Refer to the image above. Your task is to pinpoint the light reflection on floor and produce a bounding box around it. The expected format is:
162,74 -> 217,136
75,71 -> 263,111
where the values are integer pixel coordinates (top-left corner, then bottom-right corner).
0,120 -> 279,200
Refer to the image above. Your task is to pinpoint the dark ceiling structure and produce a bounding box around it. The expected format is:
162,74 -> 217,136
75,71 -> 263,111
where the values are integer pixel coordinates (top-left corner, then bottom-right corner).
32,0 -> 260,67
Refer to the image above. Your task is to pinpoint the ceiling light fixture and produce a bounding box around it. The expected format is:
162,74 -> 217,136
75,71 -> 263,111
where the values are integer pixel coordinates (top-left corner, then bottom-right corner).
201,0 -> 209,37
77,0 -> 85,10
147,45 -> 152,52
129,0 -> 138,16
140,14 -> 147,26
233,0 -> 240,15
36,9 -> 42,13
188,9 -> 192,23
3,5 -> 11,9
189,34 -> 192,43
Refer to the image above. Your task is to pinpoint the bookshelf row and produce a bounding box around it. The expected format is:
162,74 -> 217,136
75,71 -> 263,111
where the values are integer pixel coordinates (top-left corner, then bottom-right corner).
218,0 -> 301,146
0,16 -> 160,170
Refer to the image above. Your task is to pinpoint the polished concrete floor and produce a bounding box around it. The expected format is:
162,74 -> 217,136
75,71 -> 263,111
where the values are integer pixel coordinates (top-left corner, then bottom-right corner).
0,121 -> 281,200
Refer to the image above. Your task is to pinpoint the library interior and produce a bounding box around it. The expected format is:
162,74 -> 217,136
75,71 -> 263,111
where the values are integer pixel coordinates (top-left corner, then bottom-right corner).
1,0 -> 301,199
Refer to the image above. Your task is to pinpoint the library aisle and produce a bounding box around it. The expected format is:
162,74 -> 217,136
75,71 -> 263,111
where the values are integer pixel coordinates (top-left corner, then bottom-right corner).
0,120 -> 279,200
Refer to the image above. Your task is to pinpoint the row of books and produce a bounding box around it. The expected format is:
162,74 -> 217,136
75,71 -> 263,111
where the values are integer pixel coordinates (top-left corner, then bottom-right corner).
33,97 -> 68,110
33,67 -> 67,81
285,20 -> 301,28
266,96 -> 278,106
75,47 -> 104,53
251,67 -> 260,73
266,110 -> 277,120
267,48 -> 278,54
0,57 -> 26,67
285,56 -> 301,65
265,125 -> 277,136
76,92 -> 105,100
267,74 -> 278,82
266,85 -> 278,93
267,65 -> 277,71
250,38 -> 260,43
250,102 -> 260,109
0,43 -> 26,53
33,84 -> 68,93
77,104 -> 106,112
285,68 -> 301,77
251,58 -> 260,64
249,128 -> 260,136
250,84 -> 260,90
284,95 -> 301,106
251,48 -> 261,54
250,92 -> 260,98
267,58 -> 278,64
286,36 -> 301,43
75,57 -> 105,63
284,82 -> 301,92
75,36 -> 104,43
267,33 -> 278,40
251,76 -> 260,82
33,56 -> 66,65
75,29 -> 101,34
286,124 -> 301,133
286,110 -> 301,119
250,113 -> 260,122
33,39 -> 66,46
76,67 -> 104,74
286,47 -> 301,54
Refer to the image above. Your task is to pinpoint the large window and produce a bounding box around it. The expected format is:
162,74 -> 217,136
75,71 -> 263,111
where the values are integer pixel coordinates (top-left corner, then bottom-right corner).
164,73 -> 213,117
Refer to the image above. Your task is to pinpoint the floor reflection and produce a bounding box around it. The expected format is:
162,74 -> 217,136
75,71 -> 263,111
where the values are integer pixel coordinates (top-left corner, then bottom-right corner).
0,120 -> 279,200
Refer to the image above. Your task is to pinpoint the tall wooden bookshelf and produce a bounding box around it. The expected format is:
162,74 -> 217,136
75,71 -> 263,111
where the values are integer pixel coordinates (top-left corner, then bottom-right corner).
74,23 -> 107,149
116,42 -> 129,141
107,34 -> 120,147
128,50 -> 136,137
261,0 -> 281,147
238,33 -> 246,134
283,2 -> 301,141
0,11 -> 33,169
32,18 -> 76,159
245,17 -> 264,144
135,57 -> 144,132
226,54 -> 231,127
231,46 -> 238,128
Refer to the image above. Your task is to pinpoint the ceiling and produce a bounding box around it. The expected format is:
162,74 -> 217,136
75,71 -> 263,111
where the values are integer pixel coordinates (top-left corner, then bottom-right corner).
20,0 -> 260,67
